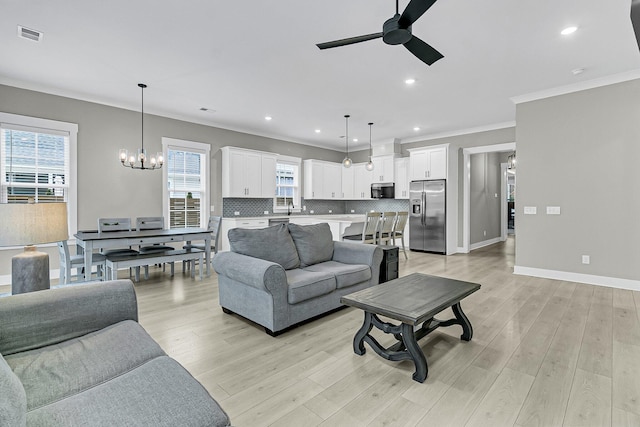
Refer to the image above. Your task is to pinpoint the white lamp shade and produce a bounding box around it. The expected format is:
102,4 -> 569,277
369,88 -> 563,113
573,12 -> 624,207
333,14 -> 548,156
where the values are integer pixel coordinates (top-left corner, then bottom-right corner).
0,202 -> 68,247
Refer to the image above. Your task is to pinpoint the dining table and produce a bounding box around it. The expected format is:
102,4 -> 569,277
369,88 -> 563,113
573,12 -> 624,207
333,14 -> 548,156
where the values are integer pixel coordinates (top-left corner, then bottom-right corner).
74,227 -> 212,281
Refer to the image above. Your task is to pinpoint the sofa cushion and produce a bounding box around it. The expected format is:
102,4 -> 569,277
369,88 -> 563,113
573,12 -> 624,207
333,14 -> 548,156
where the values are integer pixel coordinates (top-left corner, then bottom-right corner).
0,353 -> 26,427
5,320 -> 165,411
229,223 -> 300,270
26,355 -> 231,427
287,223 -> 334,268
303,261 -> 372,289
285,269 -> 336,304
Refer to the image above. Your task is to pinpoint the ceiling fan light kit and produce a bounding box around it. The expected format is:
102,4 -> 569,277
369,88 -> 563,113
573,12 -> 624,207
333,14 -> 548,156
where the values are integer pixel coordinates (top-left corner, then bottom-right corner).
316,0 -> 444,66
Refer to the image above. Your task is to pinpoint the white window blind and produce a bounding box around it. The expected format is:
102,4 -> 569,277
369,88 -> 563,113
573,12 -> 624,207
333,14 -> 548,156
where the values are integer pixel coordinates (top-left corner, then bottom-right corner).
1,123 -> 70,204
274,157 -> 301,212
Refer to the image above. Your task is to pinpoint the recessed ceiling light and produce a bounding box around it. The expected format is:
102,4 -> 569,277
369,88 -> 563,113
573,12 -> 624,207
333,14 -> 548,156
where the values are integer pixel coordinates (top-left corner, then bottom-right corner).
353,138 -> 358,142
405,78 -> 416,85
265,116 -> 272,121
413,127 -> 420,131
572,67 -> 585,75
561,26 -> 578,36
315,129 -> 321,133
199,107 -> 216,113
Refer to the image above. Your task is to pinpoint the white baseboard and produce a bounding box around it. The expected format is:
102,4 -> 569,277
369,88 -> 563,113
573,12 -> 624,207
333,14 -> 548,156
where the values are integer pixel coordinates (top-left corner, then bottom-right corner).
469,237 -> 502,251
0,269 -> 61,287
514,265 -> 640,292
456,246 -> 468,254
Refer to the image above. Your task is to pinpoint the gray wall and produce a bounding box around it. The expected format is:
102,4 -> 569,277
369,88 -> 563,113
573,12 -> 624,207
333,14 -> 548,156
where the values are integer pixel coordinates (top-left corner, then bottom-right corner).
469,152 -> 502,245
0,84 -> 344,278
515,78 -> 640,281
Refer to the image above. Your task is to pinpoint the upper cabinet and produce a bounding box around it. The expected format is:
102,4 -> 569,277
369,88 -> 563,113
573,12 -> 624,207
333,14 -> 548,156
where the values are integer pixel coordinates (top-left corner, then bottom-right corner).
353,163 -> 373,199
222,147 -> 277,198
394,157 -> 410,199
371,155 -> 396,183
408,146 -> 448,181
341,165 -> 355,199
303,160 -> 342,200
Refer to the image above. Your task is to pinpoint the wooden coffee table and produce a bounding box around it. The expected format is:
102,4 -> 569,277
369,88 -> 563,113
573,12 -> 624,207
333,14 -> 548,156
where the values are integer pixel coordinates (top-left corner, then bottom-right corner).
340,273 -> 481,383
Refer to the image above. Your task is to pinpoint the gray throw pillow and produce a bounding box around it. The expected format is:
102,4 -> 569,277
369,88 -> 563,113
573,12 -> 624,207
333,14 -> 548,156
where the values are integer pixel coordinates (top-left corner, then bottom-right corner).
228,223 -> 300,270
287,223 -> 334,268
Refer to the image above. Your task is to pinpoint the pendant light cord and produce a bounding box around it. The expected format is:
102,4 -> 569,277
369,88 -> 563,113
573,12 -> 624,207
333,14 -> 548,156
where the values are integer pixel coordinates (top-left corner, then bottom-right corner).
344,114 -> 350,156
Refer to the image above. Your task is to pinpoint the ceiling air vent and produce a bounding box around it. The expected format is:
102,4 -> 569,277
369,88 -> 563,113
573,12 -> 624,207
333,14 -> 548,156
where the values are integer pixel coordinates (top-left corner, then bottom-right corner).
17,25 -> 43,42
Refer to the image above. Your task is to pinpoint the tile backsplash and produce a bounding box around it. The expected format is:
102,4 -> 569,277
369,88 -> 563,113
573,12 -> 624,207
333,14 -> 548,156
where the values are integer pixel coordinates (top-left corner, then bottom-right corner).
223,198 -> 409,217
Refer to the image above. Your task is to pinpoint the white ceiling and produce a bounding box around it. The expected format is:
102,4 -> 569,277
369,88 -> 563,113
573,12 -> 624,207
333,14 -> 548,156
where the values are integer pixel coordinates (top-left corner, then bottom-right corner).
1,0 -> 639,151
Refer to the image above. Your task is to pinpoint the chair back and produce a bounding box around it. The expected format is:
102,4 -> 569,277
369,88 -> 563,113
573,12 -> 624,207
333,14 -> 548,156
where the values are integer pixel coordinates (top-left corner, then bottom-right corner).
362,212 -> 382,242
57,241 -> 71,268
380,212 -> 397,235
136,217 -> 165,231
98,218 -> 132,232
208,216 -> 222,253
393,212 -> 408,235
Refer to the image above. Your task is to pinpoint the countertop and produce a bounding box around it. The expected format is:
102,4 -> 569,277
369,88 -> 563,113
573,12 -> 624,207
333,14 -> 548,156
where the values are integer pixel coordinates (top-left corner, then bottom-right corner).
223,214 -> 365,222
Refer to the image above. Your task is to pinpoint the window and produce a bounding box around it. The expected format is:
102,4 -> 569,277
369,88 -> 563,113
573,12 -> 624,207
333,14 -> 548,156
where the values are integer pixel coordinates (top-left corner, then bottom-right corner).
274,156 -> 301,212
162,138 -> 210,229
0,112 -> 77,236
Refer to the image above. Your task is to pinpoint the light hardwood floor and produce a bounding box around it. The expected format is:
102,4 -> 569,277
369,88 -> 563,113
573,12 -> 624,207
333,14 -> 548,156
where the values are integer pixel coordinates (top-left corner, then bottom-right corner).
6,237 -> 640,426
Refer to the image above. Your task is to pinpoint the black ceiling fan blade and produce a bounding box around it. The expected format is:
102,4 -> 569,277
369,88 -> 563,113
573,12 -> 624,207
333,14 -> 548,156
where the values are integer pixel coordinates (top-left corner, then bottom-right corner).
316,32 -> 383,50
399,0 -> 438,28
403,36 -> 443,66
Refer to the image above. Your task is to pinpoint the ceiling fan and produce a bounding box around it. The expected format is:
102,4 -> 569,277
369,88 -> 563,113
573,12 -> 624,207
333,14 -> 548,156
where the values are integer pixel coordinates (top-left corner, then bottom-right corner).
316,0 -> 444,66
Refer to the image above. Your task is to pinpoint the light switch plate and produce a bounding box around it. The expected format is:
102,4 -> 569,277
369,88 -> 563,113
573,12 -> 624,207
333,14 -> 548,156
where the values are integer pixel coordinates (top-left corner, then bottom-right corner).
546,206 -> 561,215
524,206 -> 537,215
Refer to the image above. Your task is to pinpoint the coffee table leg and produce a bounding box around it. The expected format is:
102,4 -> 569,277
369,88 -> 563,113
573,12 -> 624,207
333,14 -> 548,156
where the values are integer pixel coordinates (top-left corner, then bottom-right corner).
401,323 -> 428,383
354,311 -> 374,355
452,302 -> 473,341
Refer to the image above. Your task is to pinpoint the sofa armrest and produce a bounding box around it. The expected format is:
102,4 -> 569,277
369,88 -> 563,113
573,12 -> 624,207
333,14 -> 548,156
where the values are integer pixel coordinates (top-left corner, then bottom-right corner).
213,252 -> 287,295
333,242 -> 384,284
0,280 -> 137,356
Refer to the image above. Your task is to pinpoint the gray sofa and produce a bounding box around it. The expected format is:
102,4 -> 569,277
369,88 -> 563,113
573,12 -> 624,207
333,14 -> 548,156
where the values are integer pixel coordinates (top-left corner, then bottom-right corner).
213,222 -> 383,335
0,280 -> 230,427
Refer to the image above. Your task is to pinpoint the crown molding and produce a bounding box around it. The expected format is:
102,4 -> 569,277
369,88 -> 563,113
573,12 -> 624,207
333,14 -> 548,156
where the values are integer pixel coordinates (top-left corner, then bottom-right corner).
400,121 -> 516,144
511,69 -> 640,105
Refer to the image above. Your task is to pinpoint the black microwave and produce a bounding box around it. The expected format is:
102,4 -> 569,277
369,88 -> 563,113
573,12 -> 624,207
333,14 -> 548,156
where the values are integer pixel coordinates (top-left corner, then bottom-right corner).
371,183 -> 395,199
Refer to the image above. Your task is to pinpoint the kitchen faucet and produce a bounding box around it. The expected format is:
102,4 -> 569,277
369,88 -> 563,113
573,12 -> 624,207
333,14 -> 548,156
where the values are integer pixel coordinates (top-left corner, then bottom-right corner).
287,199 -> 294,216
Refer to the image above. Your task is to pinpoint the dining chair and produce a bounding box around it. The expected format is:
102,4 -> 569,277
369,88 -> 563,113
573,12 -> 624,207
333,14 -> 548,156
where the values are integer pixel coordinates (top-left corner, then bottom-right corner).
97,217 -> 139,278
183,216 -> 222,271
136,216 -> 174,279
343,211 -> 381,244
57,240 -> 107,284
392,211 -> 409,259
377,211 -> 397,245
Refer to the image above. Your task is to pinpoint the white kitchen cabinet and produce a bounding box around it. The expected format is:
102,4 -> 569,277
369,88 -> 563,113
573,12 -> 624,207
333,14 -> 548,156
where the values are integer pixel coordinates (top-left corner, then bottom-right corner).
353,163 -> 373,199
394,157 -> 410,199
303,160 -> 342,199
408,146 -> 447,181
221,147 -> 277,198
371,155 -> 396,183
341,165 -> 354,199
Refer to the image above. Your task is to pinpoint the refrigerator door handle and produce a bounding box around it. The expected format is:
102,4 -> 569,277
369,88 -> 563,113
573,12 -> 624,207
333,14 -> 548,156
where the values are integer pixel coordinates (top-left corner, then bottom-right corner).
421,191 -> 426,226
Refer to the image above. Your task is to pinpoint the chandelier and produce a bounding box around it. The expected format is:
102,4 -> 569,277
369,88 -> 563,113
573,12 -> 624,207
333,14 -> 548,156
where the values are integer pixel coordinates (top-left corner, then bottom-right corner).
119,83 -> 164,170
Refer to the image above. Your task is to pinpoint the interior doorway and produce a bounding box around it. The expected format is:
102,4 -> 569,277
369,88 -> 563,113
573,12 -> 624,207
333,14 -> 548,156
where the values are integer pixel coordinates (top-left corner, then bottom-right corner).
462,142 -> 516,253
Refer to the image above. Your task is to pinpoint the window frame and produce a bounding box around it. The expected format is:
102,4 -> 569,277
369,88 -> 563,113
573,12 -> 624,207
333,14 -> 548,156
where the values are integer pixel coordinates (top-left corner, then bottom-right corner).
0,112 -> 78,244
162,137 -> 210,229
273,155 -> 301,213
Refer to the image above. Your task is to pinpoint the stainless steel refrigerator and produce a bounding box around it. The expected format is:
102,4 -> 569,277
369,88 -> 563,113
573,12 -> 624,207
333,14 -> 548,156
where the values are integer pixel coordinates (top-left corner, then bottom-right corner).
409,180 -> 446,254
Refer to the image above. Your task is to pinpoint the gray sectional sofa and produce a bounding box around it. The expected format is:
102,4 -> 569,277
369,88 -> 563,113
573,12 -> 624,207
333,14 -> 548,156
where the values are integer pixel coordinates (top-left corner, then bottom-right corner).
213,222 -> 383,335
0,280 -> 230,427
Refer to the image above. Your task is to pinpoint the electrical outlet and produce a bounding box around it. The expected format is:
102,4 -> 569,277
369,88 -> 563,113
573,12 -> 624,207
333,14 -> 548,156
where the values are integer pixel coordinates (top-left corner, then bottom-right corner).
328,210 -> 332,213
310,210 -> 314,214
582,255 -> 590,264
546,206 -> 561,215
263,211 -> 269,215
234,211 -> 240,216
303,206 -> 306,211
483,230 -> 487,237
524,206 -> 537,215
351,210 -> 355,213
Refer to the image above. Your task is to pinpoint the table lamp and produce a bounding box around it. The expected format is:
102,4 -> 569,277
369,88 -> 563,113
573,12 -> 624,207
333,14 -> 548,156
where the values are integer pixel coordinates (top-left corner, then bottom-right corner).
0,202 -> 69,294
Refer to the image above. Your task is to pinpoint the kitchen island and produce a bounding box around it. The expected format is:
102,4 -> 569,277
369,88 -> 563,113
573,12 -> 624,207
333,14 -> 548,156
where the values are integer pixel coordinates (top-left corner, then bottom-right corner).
219,214 -> 366,252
